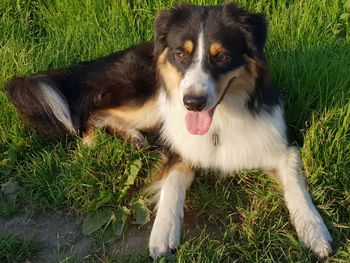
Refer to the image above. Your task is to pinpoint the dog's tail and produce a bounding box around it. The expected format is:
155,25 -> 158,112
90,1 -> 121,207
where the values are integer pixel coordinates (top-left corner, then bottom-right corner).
5,73 -> 77,138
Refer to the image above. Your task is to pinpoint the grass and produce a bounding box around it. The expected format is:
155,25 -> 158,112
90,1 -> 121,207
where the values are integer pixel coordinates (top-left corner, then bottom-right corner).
0,232 -> 39,262
0,0 -> 349,262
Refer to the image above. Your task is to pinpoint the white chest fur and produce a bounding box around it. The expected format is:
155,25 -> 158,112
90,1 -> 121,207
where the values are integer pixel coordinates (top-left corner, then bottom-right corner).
158,91 -> 288,172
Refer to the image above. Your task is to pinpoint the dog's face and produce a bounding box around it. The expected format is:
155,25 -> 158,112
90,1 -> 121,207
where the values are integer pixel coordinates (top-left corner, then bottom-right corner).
155,4 -> 268,135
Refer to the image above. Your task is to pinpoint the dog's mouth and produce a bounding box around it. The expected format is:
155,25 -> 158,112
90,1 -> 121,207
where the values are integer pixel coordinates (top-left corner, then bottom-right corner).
184,77 -> 236,135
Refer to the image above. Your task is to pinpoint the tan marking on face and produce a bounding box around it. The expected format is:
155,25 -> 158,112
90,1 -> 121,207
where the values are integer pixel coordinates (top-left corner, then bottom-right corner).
183,40 -> 193,54
217,57 -> 258,97
157,48 -> 182,93
209,42 -> 224,57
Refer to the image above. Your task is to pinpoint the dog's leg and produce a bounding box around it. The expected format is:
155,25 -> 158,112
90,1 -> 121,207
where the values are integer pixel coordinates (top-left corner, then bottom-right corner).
81,120 -> 146,147
148,157 -> 194,258
82,127 -> 96,146
87,112 -> 148,148
106,124 -> 149,148
271,146 -> 332,258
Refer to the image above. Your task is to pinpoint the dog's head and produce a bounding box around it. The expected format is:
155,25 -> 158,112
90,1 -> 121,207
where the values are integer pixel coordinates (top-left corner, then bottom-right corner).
155,3 -> 270,135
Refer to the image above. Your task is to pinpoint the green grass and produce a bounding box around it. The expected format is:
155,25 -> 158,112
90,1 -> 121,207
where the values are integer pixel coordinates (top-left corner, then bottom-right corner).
0,0 -> 349,262
0,232 -> 39,262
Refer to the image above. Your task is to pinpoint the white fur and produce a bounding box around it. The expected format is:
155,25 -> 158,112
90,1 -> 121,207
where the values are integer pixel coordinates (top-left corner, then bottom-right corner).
277,147 -> 332,258
179,31 -> 217,108
159,90 -> 287,172
149,169 -> 194,258
39,83 -> 75,134
153,74 -> 332,258
149,27 -> 332,260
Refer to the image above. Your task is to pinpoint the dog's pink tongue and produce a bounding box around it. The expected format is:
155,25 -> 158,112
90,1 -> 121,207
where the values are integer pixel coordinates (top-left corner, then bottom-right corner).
185,111 -> 212,135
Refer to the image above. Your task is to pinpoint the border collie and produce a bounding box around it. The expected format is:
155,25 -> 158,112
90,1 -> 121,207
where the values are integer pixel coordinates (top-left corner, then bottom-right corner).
6,3 -> 332,259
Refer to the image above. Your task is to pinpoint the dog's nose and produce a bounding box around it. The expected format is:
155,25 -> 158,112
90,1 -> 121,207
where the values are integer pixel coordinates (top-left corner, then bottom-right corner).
183,94 -> 207,111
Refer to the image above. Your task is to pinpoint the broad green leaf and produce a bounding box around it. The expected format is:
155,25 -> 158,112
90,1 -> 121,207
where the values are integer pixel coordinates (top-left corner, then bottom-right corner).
89,190 -> 113,210
125,158 -> 142,186
131,199 -> 150,225
345,0 -> 350,12
113,206 -> 130,237
83,210 -> 113,236
0,180 -> 20,203
8,146 -> 18,165
116,187 -> 128,203
340,13 -> 350,22
1,142 -> 23,176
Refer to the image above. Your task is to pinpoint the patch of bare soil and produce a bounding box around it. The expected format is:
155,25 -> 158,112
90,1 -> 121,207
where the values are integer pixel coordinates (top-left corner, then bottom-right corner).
0,209 -> 218,262
0,211 -> 90,262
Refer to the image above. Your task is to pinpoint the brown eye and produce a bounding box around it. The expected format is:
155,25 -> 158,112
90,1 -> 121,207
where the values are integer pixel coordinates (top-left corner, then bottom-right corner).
217,53 -> 231,64
175,51 -> 187,61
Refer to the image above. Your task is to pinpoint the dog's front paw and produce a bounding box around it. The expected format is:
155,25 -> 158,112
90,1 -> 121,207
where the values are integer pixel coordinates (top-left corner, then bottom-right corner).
129,130 -> 149,148
294,215 -> 332,259
311,237 -> 332,259
149,216 -> 181,258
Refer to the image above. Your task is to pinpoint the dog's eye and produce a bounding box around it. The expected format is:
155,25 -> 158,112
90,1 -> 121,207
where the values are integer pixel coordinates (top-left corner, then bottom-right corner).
175,51 -> 188,61
217,53 -> 231,64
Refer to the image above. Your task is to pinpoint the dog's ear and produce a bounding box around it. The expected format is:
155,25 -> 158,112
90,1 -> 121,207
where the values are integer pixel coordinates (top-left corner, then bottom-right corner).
239,12 -> 268,60
153,4 -> 192,57
223,3 -> 268,61
154,9 -> 172,57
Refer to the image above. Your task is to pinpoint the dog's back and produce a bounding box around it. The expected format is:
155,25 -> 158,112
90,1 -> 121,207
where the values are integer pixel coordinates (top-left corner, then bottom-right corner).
6,44 -> 156,138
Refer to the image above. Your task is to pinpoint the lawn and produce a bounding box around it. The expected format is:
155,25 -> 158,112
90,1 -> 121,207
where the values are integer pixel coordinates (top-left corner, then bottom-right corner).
0,0 -> 349,262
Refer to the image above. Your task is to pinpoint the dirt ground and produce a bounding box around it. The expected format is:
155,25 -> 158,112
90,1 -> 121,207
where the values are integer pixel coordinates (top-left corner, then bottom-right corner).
0,209 -> 217,262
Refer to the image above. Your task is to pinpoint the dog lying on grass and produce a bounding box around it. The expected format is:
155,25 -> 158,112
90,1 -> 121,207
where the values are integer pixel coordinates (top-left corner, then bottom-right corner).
6,3 -> 332,259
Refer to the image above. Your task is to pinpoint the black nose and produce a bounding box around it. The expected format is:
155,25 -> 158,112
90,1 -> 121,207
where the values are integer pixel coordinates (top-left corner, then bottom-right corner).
183,94 -> 207,111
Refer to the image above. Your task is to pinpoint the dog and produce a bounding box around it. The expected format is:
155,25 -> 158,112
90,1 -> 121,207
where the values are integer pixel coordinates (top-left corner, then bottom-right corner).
6,3 -> 332,259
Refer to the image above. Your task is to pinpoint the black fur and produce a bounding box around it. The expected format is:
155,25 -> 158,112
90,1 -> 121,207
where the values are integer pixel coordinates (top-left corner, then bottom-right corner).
6,3 -> 279,138
6,44 -> 156,137
155,3 -> 280,113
